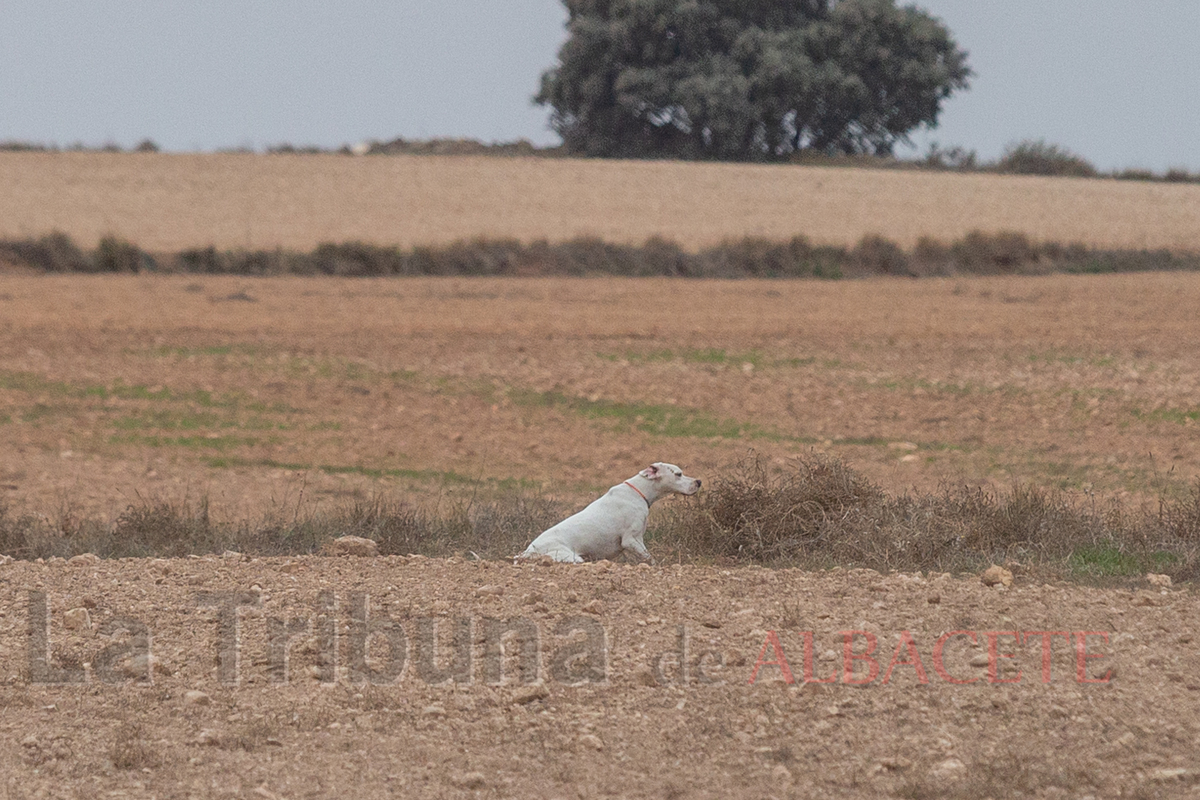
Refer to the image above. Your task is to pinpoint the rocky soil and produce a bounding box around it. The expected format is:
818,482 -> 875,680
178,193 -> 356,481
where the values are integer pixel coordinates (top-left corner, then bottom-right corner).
0,554 -> 1196,799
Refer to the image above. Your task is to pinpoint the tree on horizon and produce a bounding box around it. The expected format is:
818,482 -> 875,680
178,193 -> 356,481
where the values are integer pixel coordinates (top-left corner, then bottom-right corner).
536,0 -> 971,160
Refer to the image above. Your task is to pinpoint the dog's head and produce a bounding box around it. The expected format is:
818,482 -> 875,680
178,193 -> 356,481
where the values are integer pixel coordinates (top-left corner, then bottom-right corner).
640,462 -> 702,496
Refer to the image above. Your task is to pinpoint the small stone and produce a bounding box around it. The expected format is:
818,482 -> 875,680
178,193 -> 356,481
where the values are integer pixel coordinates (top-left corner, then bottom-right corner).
512,685 -> 550,705
325,536 -> 378,558
771,764 -> 793,783
634,669 -> 659,687
196,729 -> 221,746
969,653 -> 991,668
1149,767 -> 1191,782
184,690 -> 212,706
578,734 -> 604,751
1146,573 -> 1172,588
452,772 -> 487,790
121,654 -> 153,679
63,607 -> 91,631
580,600 -> 604,615
475,584 -> 504,598
930,757 -> 966,780
980,565 -> 1013,587
927,594 -> 941,605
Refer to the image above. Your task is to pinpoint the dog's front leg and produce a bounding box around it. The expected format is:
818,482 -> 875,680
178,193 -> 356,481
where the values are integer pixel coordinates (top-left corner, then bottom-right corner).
622,537 -> 655,565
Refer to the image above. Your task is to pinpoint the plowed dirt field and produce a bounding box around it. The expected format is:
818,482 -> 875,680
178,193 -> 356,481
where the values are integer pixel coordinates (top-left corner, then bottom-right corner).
1,554 -> 1197,798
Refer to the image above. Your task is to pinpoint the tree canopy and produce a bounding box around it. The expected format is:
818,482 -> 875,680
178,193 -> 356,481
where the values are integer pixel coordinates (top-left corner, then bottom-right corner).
536,0 -> 971,160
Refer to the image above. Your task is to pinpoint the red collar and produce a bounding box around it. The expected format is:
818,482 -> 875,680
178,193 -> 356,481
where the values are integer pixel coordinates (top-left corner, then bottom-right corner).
623,480 -> 650,505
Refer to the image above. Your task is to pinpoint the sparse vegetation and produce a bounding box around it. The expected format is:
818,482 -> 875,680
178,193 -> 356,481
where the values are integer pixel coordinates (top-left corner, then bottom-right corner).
0,231 -> 92,272
994,139 -> 1099,178
3,454 -> 1197,582
652,454 -> 1200,579
0,493 -> 565,562
4,230 -> 1199,278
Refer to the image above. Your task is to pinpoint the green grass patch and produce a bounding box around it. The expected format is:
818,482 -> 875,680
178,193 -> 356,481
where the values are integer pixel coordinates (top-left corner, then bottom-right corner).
203,457 -> 537,491
279,355 -> 417,385
1066,546 -> 1179,578
0,370 -> 297,416
110,433 -> 267,451
1131,406 -> 1200,425
509,388 -> 782,440
110,409 -> 291,432
868,376 -> 991,396
0,371 -> 78,397
146,343 -> 263,358
599,347 -> 819,370
12,403 -> 70,423
1024,351 -> 1119,368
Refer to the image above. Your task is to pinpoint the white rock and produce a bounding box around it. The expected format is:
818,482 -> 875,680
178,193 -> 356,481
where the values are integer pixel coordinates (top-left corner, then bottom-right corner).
980,565 -> 1013,587
578,734 -> 604,751
930,758 -> 966,780
1149,767 -> 1192,782
581,600 -> 604,615
63,607 -> 91,631
451,772 -> 487,790
196,729 -> 221,746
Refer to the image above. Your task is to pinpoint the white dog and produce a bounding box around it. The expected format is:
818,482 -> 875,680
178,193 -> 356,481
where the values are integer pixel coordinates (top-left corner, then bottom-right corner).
517,462 -> 701,564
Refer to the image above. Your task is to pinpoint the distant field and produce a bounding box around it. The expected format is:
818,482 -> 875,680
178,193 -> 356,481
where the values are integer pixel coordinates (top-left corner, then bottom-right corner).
2,272 -> 1198,522
2,152 -> 1199,252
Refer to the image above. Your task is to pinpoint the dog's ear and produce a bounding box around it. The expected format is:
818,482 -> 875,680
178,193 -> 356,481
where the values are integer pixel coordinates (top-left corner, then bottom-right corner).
640,464 -> 660,479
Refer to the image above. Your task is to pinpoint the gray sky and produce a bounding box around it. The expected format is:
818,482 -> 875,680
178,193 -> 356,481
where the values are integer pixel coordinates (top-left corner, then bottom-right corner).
2,1 -> 1197,172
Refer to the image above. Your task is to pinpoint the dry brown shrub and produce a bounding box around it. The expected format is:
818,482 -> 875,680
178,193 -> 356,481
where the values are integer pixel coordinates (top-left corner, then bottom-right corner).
654,454 -> 1200,578
657,453 -> 885,561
